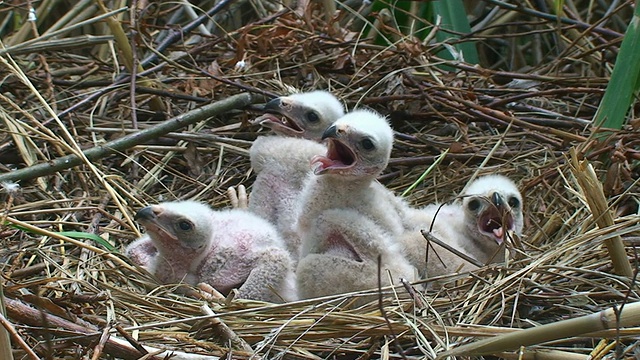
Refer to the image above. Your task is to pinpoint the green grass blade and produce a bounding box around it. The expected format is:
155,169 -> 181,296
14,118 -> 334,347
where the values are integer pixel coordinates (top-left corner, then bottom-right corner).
368,0 -> 477,65
8,224 -> 117,252
401,148 -> 450,197
58,231 -> 118,252
594,0 -> 640,129
432,0 -> 479,64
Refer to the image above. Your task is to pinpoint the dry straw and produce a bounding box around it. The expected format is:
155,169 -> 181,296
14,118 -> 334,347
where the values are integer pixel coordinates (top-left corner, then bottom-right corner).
569,148 -> 634,277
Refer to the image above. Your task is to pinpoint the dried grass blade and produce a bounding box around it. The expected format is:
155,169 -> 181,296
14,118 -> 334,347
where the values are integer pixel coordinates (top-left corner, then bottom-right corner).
1,6 -> 127,54
437,301 -> 640,358
569,149 -> 633,277
5,297 -> 219,360
2,35 -> 113,56
495,349 -> 589,360
94,0 -> 164,112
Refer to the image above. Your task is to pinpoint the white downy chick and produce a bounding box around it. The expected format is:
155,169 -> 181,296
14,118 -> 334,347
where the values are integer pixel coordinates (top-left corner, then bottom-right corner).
295,110 -> 416,299
131,201 -> 297,302
296,208 -> 415,300
247,91 -> 345,260
124,235 -> 158,269
400,175 -> 524,278
296,109 -> 406,239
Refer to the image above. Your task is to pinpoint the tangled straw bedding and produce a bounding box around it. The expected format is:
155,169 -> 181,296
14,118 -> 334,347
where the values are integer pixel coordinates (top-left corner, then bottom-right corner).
0,1 -> 639,359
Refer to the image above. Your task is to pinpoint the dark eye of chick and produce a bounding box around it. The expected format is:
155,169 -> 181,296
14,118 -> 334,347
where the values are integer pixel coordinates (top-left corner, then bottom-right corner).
508,196 -> 520,208
467,199 -> 481,212
361,138 -> 375,150
177,220 -> 193,231
306,111 -> 319,122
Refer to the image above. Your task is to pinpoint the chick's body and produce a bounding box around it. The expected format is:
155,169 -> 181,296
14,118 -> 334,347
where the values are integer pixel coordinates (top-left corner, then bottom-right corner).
128,201 -> 297,302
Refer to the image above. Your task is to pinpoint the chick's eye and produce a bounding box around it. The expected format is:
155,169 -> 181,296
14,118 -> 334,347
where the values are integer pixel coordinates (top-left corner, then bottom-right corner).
306,111 -> 319,123
508,196 -> 520,208
467,199 -> 481,212
361,138 -> 375,150
177,220 -> 193,231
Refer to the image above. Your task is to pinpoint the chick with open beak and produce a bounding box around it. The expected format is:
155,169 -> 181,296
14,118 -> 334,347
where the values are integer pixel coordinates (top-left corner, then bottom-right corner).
295,110 -> 416,301
462,175 -> 524,247
399,174 -> 524,279
252,91 -> 344,141
246,91 -> 345,263
310,112 -> 391,179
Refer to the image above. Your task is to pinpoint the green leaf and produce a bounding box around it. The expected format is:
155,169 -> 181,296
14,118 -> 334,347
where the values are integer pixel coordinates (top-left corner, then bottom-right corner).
58,231 -> 118,252
432,0 -> 479,64
8,223 -> 117,252
553,0 -> 565,15
594,0 -> 640,129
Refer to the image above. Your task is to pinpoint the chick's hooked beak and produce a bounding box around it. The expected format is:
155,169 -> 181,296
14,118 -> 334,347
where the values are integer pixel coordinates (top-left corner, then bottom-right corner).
322,124 -> 339,140
311,124 -> 357,175
134,205 -> 178,242
251,96 -> 304,135
134,206 -> 157,221
263,97 -> 283,111
492,192 -> 503,207
477,191 -> 515,245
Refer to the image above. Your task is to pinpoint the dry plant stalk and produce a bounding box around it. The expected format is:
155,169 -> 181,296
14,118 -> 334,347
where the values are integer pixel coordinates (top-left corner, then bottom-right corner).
0,92 -> 257,184
438,301 -> 640,358
569,148 -> 633,277
200,304 -> 254,353
95,0 -> 165,111
0,281 -> 14,360
495,349 -> 589,360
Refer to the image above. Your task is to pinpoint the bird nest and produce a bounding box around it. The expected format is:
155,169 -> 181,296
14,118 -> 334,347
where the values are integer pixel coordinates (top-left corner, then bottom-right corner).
0,1 -> 639,359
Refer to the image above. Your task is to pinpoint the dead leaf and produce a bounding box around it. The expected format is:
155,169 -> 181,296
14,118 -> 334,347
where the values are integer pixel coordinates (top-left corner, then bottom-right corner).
184,142 -> 204,178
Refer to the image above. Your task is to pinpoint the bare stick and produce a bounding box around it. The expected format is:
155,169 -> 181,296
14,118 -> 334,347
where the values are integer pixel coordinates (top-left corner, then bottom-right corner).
0,93 -> 257,184
421,230 -> 484,268
0,312 -> 18,360
140,0 -> 233,67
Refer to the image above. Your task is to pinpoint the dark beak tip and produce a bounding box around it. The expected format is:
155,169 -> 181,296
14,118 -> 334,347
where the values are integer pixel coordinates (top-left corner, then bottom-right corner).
491,192 -> 504,207
134,206 -> 155,221
263,97 -> 283,111
322,125 -> 338,140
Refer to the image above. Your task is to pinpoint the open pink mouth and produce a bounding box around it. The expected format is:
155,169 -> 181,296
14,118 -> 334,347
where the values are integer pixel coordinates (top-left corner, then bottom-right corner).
478,205 -> 514,244
252,112 -> 303,135
311,138 -> 356,175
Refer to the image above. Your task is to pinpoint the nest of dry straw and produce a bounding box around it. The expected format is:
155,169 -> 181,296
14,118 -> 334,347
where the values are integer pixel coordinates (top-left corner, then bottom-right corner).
0,1 -> 639,359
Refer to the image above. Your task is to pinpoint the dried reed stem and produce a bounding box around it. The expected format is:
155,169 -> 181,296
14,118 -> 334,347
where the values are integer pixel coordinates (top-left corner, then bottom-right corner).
5,297 -> 221,360
438,301 -> 640,358
495,349 -> 589,360
569,148 -> 633,277
0,92 -> 257,184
